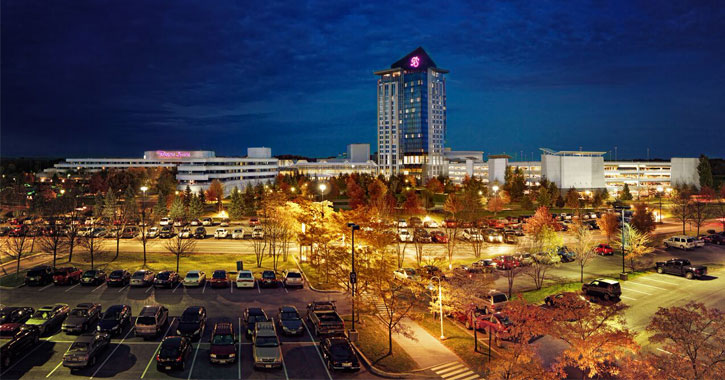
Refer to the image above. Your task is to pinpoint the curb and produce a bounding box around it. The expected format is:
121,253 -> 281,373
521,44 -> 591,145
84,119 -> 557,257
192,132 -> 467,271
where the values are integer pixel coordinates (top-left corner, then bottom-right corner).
350,342 -> 422,379
294,260 -> 342,294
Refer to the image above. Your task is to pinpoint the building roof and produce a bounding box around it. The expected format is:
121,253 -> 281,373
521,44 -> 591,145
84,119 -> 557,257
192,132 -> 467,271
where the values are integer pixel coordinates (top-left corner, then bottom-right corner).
376,47 -> 449,75
540,148 -> 606,157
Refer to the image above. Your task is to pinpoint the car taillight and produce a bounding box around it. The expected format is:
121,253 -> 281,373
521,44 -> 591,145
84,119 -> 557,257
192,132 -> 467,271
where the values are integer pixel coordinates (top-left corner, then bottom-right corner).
156,354 -> 160,361
176,355 -> 182,362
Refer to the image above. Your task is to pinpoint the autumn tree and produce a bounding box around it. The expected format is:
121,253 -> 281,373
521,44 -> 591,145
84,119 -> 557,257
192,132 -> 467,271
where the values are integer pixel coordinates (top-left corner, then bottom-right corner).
402,190 -> 424,216
163,233 -> 197,272
644,302 -> 725,380
597,212 -> 619,243
373,272 -> 416,356
565,187 -> 581,210
630,202 -> 656,234
522,226 -> 562,290
550,294 -> 639,380
688,190 -> 712,236
670,189 -> 692,234
536,187 -> 552,207
425,177 -> 444,193
615,223 -> 654,271
443,194 -> 464,270
206,179 -> 224,211
571,221 -> 597,283
346,176 -> 366,209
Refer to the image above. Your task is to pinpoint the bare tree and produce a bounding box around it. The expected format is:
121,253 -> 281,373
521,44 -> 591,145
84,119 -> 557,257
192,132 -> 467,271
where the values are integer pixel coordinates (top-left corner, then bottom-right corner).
688,200 -> 711,237
469,230 -> 485,259
670,191 -> 692,235
374,275 -> 416,356
2,234 -> 33,277
503,266 -> 525,299
78,231 -> 107,270
163,234 -> 197,272
38,225 -> 68,269
572,222 -> 597,283
412,229 -> 426,266
443,194 -> 463,270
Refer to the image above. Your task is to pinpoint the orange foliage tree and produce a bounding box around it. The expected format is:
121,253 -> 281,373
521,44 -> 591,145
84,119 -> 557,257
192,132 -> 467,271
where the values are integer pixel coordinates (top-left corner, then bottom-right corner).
630,202 -> 656,234
425,177 -> 444,193
346,176 -> 366,209
596,212 -> 619,243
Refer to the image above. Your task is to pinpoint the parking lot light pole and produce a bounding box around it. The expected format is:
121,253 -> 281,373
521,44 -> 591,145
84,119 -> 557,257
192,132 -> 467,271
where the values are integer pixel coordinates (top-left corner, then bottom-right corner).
620,207 -> 627,280
318,183 -> 327,202
656,186 -> 664,224
347,222 -> 360,338
140,186 -> 148,265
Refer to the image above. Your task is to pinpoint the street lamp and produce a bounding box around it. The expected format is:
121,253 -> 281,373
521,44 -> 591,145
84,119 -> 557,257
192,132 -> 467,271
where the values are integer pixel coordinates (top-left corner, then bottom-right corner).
656,186 -> 664,224
318,183 -> 327,202
60,189 -> 65,196
492,185 -> 499,193
140,186 -> 148,265
428,276 -> 445,340
347,222 -> 360,341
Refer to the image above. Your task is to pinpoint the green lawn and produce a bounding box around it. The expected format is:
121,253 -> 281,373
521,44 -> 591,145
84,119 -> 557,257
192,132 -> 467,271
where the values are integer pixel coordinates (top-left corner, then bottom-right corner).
416,313 -> 489,375
0,270 -> 28,287
519,282 -> 583,304
348,315 -> 418,373
298,262 -> 341,290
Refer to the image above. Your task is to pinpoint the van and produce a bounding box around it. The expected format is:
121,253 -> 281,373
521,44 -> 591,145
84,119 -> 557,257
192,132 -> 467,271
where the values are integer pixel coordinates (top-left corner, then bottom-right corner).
664,235 -> 696,251
252,322 -> 282,369
135,305 -> 169,338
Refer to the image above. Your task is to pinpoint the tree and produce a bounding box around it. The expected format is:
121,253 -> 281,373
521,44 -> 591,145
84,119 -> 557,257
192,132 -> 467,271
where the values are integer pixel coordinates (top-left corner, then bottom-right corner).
1,234 -> 33,277
620,184 -> 633,201
523,206 -> 560,237
520,194 -> 534,211
402,191 -> 423,216
168,195 -> 186,220
630,202 -> 656,234
717,185 -> 725,232
597,212 -> 619,243
644,302 -> 724,380
206,179 -> 224,211
153,192 -> 168,221
373,274 -> 416,356
688,189 -> 712,236
163,234 -> 197,272
102,190 -> 118,220
536,187 -> 552,207
92,193 -> 104,219
565,188 -> 580,210
346,176 -> 366,209
615,223 -> 654,271
78,232 -> 106,270
550,295 -> 638,380
670,190 -> 692,234
571,221 -> 597,283
425,177 -> 444,193
521,210 -> 563,291
443,194 -> 464,270
188,193 -> 204,220
242,185 -> 256,215
38,225 -> 68,269
228,187 -> 245,220
591,189 -> 606,208
697,155 -> 714,189
487,196 -> 506,216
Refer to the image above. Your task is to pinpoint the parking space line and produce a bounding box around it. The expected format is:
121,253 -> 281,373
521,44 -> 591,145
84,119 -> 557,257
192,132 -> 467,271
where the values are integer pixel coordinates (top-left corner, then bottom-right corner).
281,351 -> 290,380
38,283 -> 54,292
0,340 -> 48,377
238,317 -> 242,380
301,320 -> 333,380
637,276 -> 681,285
284,286 -> 288,294
145,285 -> 153,293
626,281 -> 667,291
172,282 -> 182,293
620,295 -> 638,301
620,287 -> 652,295
187,327 -> 204,380
117,285 -> 129,293
45,360 -> 63,377
256,282 -> 261,294
202,281 -> 207,294
141,317 -> 175,379
91,283 -> 105,293
64,283 -> 81,292
90,325 -> 134,379
230,282 -> 233,294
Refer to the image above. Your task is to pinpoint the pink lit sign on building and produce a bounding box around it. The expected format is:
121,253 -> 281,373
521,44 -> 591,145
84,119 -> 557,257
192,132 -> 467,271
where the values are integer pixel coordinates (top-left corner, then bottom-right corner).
409,56 -> 420,68
156,150 -> 191,159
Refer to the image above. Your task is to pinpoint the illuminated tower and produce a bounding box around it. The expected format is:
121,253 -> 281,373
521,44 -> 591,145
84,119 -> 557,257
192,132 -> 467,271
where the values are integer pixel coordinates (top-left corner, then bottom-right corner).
375,47 -> 448,179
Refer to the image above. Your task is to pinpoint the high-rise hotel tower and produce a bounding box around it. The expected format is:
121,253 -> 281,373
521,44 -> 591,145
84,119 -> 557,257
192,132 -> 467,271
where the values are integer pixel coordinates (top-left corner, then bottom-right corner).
375,47 -> 448,179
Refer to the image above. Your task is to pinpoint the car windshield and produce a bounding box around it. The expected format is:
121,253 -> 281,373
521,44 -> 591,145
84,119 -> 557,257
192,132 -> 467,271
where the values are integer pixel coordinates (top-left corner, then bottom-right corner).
330,343 -> 351,357
132,272 -> 146,279
280,312 -> 299,320
250,315 -> 268,323
136,316 -> 156,325
238,273 -> 252,279
181,312 -> 198,323
213,271 -> 226,279
255,336 -> 278,347
110,271 -> 124,277
32,311 -> 51,320
286,272 -> 301,278
27,270 -> 44,276
70,309 -> 88,317
263,272 -> 274,279
160,340 -> 181,356
212,334 -> 234,345
69,342 -> 89,352
492,294 -> 508,303
186,273 -> 199,278
103,310 -> 121,320
83,271 -> 96,277
156,273 -> 169,280
405,269 -> 416,275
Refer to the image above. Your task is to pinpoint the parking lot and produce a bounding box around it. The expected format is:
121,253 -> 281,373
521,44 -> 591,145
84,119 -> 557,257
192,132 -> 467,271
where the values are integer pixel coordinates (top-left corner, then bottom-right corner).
0,279 -> 370,380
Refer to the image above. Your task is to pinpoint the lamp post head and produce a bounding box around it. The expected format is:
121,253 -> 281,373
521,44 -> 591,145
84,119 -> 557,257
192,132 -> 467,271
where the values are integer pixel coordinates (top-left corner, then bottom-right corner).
290,187 -> 296,193
656,186 -> 663,193
319,183 -> 327,193
492,185 -> 499,193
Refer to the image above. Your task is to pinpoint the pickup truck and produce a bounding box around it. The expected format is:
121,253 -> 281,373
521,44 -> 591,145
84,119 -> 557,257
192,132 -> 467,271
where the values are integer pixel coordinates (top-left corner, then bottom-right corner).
655,259 -> 707,279
306,301 -> 345,337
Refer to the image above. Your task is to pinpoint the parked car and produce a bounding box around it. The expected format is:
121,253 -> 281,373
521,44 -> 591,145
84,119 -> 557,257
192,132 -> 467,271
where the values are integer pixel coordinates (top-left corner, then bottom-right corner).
557,246 -> 576,262
393,268 -> 419,281
656,259 -> 707,279
0,307 -> 34,326
414,228 -> 432,243
156,336 -> 192,371
663,235 -> 697,250
595,244 -> 614,256
107,270 -> 131,287
209,270 -> 230,288
209,322 -> 237,364
480,291 -> 509,314
398,229 -> 413,242
178,227 -> 192,239
176,306 -> 207,338
282,269 -> 304,288
321,336 -> 360,371
260,271 -> 279,288
62,303 -> 102,334
248,217 -> 260,226
154,271 -> 180,288
214,228 -> 228,239
0,324 -> 40,369
159,218 -> 171,226
190,219 -> 200,226
430,230 -> 448,243
397,219 -> 408,228
493,255 -> 520,270
418,265 -> 445,280
53,267 -> 83,285
252,321 -> 282,369
183,270 -> 206,287
159,226 -> 175,238
97,304 -> 131,336
220,218 -> 230,227
25,265 -> 54,286
465,259 -> 496,273
484,229 -> 503,243
277,306 -> 304,336
703,234 -> 724,245
582,279 -> 621,301
173,219 -> 185,227
231,228 -> 247,239
424,220 -> 440,228
691,236 -> 705,248
25,304 -> 70,335
90,228 -> 107,238
202,218 -> 213,226
62,332 -> 110,370
193,226 -> 206,239
235,270 -> 255,288
121,226 -> 139,238
146,227 -> 160,238
130,270 -> 155,287
452,303 -> 487,330
462,228 -> 484,242
135,305 -> 169,338
243,308 -> 269,338
81,270 -> 107,286
479,313 -> 513,345
251,226 -> 264,239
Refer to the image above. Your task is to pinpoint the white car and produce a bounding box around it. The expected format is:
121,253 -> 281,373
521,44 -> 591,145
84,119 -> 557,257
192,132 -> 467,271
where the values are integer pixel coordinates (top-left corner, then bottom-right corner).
393,268 -> 419,281
146,227 -> 160,238
220,219 -> 230,227
397,219 -> 408,228
183,270 -> 206,287
77,227 -> 92,237
190,219 -> 200,226
231,228 -> 247,239
235,270 -> 255,288
462,228 -> 484,241
159,218 -> 170,226
178,227 -> 191,239
282,269 -> 304,288
214,228 -> 229,239
252,226 -> 264,239
424,220 -> 439,228
202,218 -> 212,226
664,235 -> 696,250
173,219 -> 184,227
691,236 -> 705,248
398,229 -> 413,242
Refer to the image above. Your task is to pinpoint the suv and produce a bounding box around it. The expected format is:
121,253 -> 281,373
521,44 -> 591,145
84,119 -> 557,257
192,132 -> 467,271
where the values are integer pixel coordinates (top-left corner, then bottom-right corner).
209,270 -> 230,288
252,321 -> 282,369
25,265 -> 54,286
209,322 -> 237,364
130,270 -> 154,287
135,305 -> 169,338
62,303 -> 102,334
1,325 -> 40,369
282,269 -> 304,288
53,267 -> 83,285
582,279 -> 622,301
260,271 -> 278,288
480,291 -> 508,314
154,271 -> 180,288
664,235 -> 696,250
176,306 -> 207,338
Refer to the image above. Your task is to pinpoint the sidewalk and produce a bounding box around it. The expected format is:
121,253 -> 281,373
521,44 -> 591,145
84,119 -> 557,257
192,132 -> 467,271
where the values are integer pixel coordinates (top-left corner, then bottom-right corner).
391,317 -> 458,368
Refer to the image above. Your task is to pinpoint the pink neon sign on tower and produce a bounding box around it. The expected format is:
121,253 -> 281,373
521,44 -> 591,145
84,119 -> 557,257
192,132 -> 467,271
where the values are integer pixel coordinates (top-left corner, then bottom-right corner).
409,56 -> 420,68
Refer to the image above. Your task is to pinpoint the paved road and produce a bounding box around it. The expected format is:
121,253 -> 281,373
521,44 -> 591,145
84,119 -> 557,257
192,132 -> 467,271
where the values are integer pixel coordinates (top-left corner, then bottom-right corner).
0,280 -> 372,380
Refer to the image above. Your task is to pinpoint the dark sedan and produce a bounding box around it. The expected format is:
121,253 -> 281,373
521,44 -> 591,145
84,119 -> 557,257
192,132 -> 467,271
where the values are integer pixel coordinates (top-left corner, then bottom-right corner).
260,271 -> 278,288
320,337 -> 360,371
63,303 -> 102,334
97,305 -> 132,336
62,332 -> 110,369
193,227 -> 206,239
176,306 -> 206,339
154,271 -> 180,288
277,306 -> 304,336
156,336 -> 191,371
1,324 -> 40,369
107,270 -> 131,287
81,270 -> 107,286
0,307 -> 34,325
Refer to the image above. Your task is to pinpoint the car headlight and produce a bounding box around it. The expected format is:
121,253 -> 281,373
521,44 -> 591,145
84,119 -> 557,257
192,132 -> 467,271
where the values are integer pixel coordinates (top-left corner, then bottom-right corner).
97,325 -> 101,331
210,353 -> 217,358
229,353 -> 235,358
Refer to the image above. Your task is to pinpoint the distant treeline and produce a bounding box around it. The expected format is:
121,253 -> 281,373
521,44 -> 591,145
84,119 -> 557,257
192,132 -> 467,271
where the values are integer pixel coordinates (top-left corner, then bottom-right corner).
0,157 -> 62,176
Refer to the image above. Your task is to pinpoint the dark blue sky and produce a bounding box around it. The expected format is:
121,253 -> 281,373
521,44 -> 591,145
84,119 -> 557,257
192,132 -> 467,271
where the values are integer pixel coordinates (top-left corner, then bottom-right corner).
2,0 -> 724,160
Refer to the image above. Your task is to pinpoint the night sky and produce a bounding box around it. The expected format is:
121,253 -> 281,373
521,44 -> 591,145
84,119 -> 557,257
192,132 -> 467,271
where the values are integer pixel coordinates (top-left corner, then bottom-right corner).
2,0 -> 724,160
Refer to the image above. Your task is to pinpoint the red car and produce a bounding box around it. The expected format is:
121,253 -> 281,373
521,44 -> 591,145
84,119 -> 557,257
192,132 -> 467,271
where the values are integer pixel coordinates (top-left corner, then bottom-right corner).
452,304 -> 489,330
443,219 -> 457,228
53,267 -> 82,285
595,244 -> 614,256
209,270 -> 230,288
479,313 -> 513,344
492,255 -> 520,270
248,218 -> 260,226
430,231 -> 448,243
209,322 -> 237,364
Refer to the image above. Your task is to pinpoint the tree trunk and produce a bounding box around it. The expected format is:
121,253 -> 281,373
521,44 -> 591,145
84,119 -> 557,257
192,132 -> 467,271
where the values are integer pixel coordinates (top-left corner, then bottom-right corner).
16,257 -> 21,278
53,247 -> 57,268
388,326 -> 393,356
580,265 -> 584,283
176,255 -> 180,272
115,237 -> 120,260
